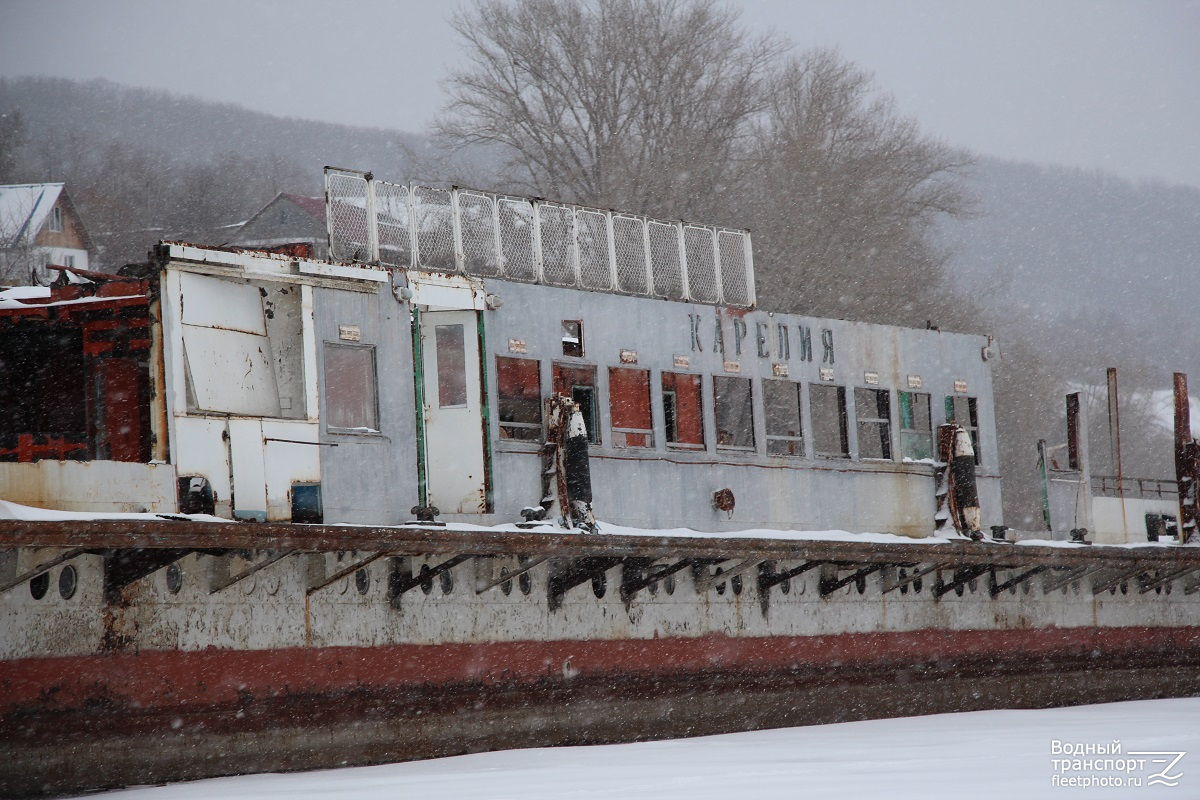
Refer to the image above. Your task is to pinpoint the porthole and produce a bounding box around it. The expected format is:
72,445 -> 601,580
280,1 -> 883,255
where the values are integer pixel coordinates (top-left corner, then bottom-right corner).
499,566 -> 513,596
648,578 -> 658,596
664,572 -> 676,595
780,577 -> 791,595
1120,582 -> 1128,594
1108,584 -> 1117,596
242,575 -> 257,595
264,574 -> 281,596
591,570 -> 606,598
338,576 -> 350,595
954,583 -> 964,597
913,576 -> 923,594
899,568 -> 909,595
440,567 -> 453,595
714,567 -> 726,596
419,564 -> 433,595
1022,580 -> 1030,595
29,572 -> 49,600
1072,581 -> 1080,596
1165,582 -> 1172,595
967,577 -> 978,593
58,565 -> 77,600
355,568 -> 371,595
731,574 -> 743,596
518,556 -> 532,595
165,562 -> 183,595
856,574 -> 867,595
1155,585 -> 1163,595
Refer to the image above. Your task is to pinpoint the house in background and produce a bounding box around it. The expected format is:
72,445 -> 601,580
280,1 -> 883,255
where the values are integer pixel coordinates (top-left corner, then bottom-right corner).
0,183 -> 93,287
224,193 -> 328,259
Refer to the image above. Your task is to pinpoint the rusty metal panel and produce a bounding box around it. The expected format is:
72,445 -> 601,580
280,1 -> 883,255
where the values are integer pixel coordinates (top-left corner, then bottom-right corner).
0,461 -> 177,514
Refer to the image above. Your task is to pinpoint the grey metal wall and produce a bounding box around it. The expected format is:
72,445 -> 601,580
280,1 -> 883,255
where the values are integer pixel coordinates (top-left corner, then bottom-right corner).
479,279 -> 1001,535
314,285 -> 418,524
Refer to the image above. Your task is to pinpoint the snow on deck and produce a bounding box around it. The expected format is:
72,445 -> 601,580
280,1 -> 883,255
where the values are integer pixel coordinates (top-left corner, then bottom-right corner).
94,698 -> 1200,799
1,499 -> 1191,552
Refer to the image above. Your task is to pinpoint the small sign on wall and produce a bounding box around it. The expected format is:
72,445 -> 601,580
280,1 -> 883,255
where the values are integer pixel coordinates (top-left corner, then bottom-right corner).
864,371 -> 879,385
820,367 -> 835,381
954,379 -> 969,393
907,374 -> 923,389
673,355 -> 690,368
508,338 -> 527,354
772,363 -> 789,378
619,349 -> 638,364
338,325 -> 361,342
723,360 -> 741,373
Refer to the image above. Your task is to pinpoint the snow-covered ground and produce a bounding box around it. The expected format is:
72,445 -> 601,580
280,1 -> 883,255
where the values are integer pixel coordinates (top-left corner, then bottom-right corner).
97,699 -> 1200,799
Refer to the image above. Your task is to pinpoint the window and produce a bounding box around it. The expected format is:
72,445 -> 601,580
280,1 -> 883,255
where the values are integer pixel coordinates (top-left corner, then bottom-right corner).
764,379 -> 804,456
855,388 -> 892,460
553,363 -> 598,443
561,320 -> 584,357
810,384 -> 849,458
62,255 -> 75,269
946,395 -> 981,465
325,343 -> 378,430
608,367 -> 653,448
496,356 -> 542,441
48,206 -> 63,233
713,376 -> 754,450
434,324 -> 467,407
662,371 -> 704,448
898,391 -> 933,461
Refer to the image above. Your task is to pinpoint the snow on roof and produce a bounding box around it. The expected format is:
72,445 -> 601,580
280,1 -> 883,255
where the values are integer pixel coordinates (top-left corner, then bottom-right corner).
0,183 -> 64,247
283,193 -> 327,221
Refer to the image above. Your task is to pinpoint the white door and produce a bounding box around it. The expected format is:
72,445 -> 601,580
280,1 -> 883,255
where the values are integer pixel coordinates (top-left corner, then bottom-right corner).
420,309 -> 489,514
227,418 -> 268,521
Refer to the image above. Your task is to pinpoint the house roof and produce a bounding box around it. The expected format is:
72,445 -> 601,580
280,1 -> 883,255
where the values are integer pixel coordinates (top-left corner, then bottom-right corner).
0,183 -> 64,248
282,193 -> 326,221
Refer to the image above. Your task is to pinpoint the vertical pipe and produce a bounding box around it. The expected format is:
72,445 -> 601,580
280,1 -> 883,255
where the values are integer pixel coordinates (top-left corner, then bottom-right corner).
1038,439 -> 1052,532
1106,367 -> 1128,541
1174,373 -> 1195,543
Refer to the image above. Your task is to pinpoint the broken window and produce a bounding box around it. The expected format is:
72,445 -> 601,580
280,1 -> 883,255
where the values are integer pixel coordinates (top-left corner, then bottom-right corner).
855,388 -> 892,460
713,376 -> 754,451
561,320 -> 584,357
810,384 -> 849,459
553,363 -> 598,443
946,395 -> 981,465
662,371 -> 704,448
609,367 -> 653,448
434,324 -> 467,407
764,379 -> 804,457
324,343 -> 378,431
898,391 -> 933,461
496,356 -> 542,441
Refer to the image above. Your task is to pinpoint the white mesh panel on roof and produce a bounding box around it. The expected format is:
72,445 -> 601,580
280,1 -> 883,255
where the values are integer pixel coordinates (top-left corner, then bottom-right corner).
684,226 -> 719,304
538,203 -> 576,287
326,172 -> 370,262
498,198 -> 536,281
412,186 -> 456,272
577,209 -> 612,290
457,191 -> 500,276
373,181 -> 412,267
648,221 -> 685,300
718,230 -> 751,308
613,215 -> 649,295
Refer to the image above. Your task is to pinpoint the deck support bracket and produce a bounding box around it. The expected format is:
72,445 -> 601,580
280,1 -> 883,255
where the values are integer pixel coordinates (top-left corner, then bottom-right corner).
1042,565 -> 1104,595
0,547 -> 88,594
390,554 -> 473,597
758,560 -> 825,592
475,555 -> 550,594
1138,565 -> 1199,594
879,563 -> 939,594
820,564 -> 885,597
694,559 -> 763,594
989,565 -> 1047,597
208,550 -> 294,594
619,558 -> 692,602
306,552 -> 389,595
933,564 -> 993,599
548,557 -> 624,611
1091,566 -> 1145,596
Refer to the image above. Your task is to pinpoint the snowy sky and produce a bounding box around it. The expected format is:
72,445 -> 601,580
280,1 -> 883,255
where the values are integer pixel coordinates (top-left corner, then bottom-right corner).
1,0 -> 1198,188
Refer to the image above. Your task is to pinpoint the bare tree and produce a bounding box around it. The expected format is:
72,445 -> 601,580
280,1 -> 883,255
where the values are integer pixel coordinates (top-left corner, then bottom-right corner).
743,49 -> 976,328
436,0 -> 784,221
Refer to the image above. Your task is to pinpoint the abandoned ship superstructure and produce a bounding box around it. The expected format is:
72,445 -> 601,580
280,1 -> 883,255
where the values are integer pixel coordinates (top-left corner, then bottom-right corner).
2,168 -> 1199,797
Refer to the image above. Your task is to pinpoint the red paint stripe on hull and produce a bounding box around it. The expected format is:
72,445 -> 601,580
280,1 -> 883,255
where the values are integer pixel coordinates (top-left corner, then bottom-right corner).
4,626 -> 1200,714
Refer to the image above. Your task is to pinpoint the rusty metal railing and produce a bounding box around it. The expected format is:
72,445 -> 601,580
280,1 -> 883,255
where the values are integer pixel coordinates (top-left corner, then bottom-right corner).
324,167 -> 755,308
1091,475 -> 1180,500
